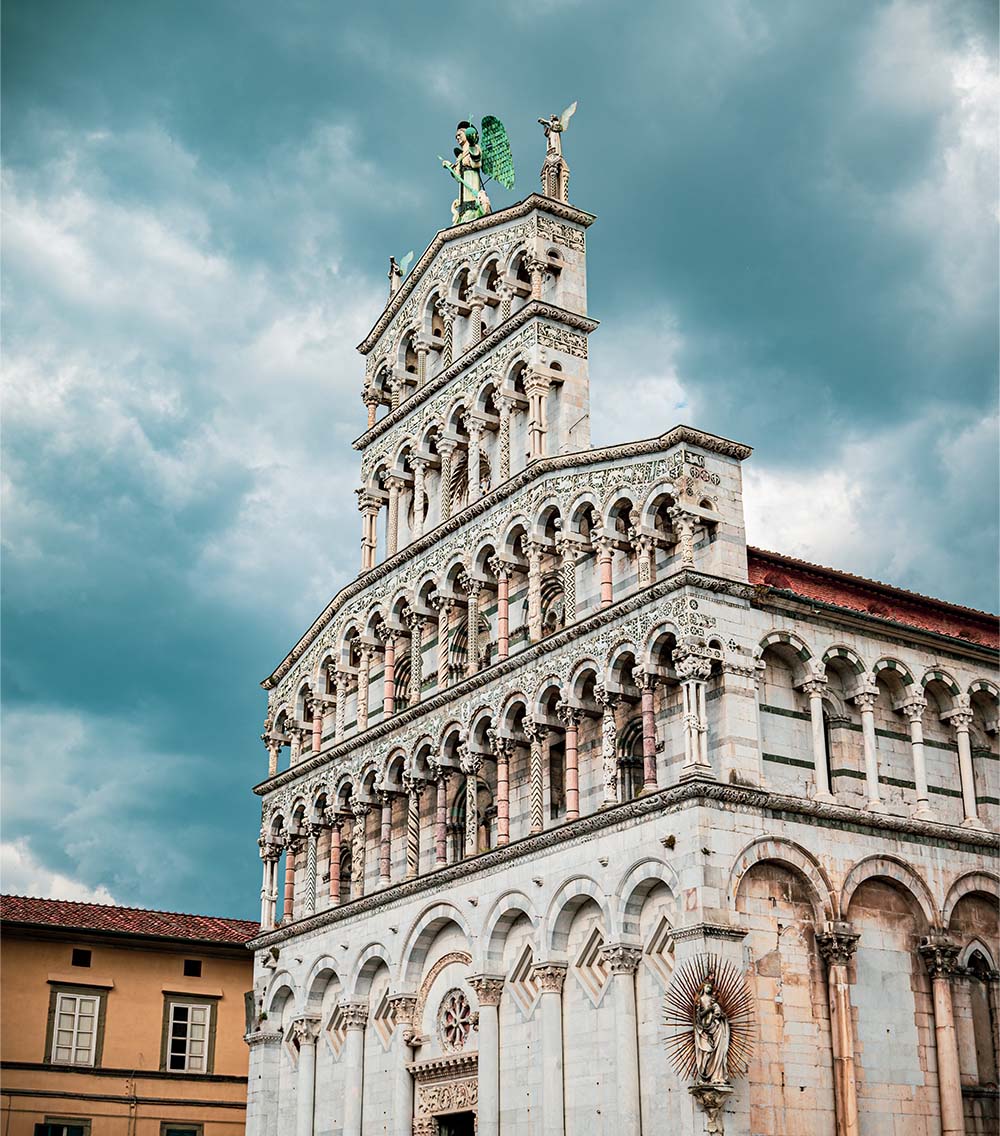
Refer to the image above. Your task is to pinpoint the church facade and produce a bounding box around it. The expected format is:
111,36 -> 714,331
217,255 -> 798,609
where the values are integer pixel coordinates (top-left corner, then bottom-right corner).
244,166 -> 999,1136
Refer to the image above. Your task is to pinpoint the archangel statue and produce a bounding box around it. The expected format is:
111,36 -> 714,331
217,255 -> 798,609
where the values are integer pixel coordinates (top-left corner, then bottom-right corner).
538,101 -> 576,202
439,117 -> 515,227
694,979 -> 731,1084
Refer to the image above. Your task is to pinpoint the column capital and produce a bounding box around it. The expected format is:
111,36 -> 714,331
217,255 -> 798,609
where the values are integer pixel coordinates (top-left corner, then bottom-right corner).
350,800 -> 371,821
290,1015 -> 321,1044
942,706 -> 974,731
458,742 -> 483,776
899,695 -> 928,722
468,974 -> 506,1006
402,773 -> 425,796
675,652 -> 713,683
522,716 -> 548,743
487,554 -> 513,581
487,728 -> 514,760
339,1001 -> 370,1030
556,700 -> 583,728
816,922 -> 860,967
323,807 -> 346,830
387,992 -> 418,1025
919,932 -> 961,979
852,689 -> 879,711
593,682 -> 619,710
634,668 -> 660,693
799,676 -> 828,697
434,297 -> 459,321
600,943 -> 642,974
532,962 -> 568,993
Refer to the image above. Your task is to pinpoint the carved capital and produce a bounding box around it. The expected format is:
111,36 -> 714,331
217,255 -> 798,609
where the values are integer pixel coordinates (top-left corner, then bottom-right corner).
852,690 -> 879,711
816,923 -> 860,967
556,700 -> 583,728
290,1015 -> 321,1044
532,962 -> 568,993
387,993 -> 418,1025
402,773 -> 425,797
522,716 -> 548,744
339,1001 -> 370,1030
899,696 -> 927,723
919,933 -> 961,980
487,728 -> 514,761
468,974 -> 505,1006
800,677 -> 828,697
600,943 -> 642,975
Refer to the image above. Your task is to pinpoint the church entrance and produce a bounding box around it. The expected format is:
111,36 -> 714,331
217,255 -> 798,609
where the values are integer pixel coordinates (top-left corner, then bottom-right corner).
437,1112 -> 476,1136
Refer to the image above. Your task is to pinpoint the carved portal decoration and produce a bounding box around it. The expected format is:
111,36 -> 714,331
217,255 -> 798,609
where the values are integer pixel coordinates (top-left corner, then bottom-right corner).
410,1051 -> 479,1131
437,988 -> 473,1051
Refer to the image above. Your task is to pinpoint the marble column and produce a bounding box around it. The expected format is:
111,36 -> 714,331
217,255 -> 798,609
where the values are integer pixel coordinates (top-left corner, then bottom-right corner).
436,298 -> 456,367
527,256 -> 546,300
266,738 -> 282,778
801,676 -> 835,802
677,652 -> 713,775
556,538 -> 578,622
944,700 -> 981,826
378,792 -> 393,887
308,696 -> 324,754
380,630 -> 397,717
817,923 -> 861,1136
411,458 -> 428,538
433,769 -> 449,866
385,475 -> 404,556
496,395 -> 514,482
388,995 -> 417,1136
900,696 -> 933,818
466,419 -> 484,503
356,647 -> 373,732
438,440 -> 457,521
459,745 -> 482,857
469,976 -> 505,1136
852,689 -> 884,810
596,537 -> 614,608
489,558 -> 511,659
350,803 -> 369,899
489,731 -> 512,845
259,842 -> 279,930
595,685 -> 620,806
498,280 -> 514,321
363,391 -> 379,430
465,579 -> 482,676
433,596 -> 454,689
534,963 -> 567,1136
334,669 -> 348,743
403,776 -> 423,878
406,611 -> 424,705
637,671 -> 659,792
557,703 -> 581,821
526,540 -> 545,642
525,717 -> 547,834
327,813 -> 343,904
920,935 -> 964,1136
633,533 -> 656,585
525,372 -> 550,461
358,493 -> 379,571
601,945 -> 642,1136
341,1002 -> 369,1136
304,824 -> 319,916
415,343 -> 430,388
292,1017 -> 320,1136
282,838 -> 297,922
668,506 -> 697,567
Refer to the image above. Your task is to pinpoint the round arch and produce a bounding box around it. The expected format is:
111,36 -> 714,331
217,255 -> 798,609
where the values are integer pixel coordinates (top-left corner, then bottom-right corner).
614,857 -> 681,940
841,855 -> 937,928
942,870 -> 1000,928
728,837 -> 836,922
399,901 -> 474,989
543,875 -> 612,956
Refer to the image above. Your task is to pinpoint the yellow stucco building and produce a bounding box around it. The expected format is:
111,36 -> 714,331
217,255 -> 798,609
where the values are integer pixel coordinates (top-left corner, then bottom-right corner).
0,895 -> 258,1136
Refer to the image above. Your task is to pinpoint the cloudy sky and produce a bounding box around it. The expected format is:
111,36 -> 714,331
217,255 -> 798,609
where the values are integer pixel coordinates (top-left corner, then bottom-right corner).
2,0 -> 996,917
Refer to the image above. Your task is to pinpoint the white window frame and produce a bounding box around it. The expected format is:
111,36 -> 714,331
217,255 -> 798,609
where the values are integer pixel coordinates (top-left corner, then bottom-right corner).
166,1001 -> 211,1074
50,992 -> 100,1066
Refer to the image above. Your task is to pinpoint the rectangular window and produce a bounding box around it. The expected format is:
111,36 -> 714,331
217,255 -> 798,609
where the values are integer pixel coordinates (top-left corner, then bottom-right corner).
161,1127 -> 202,1136
50,992 -> 99,1066
182,958 -> 202,978
71,949 -> 91,968
36,1122 -> 90,1136
167,1001 -> 210,1072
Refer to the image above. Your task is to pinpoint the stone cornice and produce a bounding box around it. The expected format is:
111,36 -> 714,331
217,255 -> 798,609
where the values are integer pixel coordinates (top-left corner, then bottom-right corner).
353,302 -> 599,451
256,568 -> 754,789
246,775 -> 997,951
260,426 -> 753,689
358,196 -> 597,354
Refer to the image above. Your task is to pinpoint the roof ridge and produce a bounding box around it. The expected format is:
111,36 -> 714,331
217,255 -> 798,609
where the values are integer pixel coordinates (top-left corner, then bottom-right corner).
1,893 -> 259,928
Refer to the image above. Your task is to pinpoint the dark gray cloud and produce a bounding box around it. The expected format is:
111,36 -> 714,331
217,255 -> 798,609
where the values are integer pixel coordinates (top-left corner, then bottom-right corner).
2,0 -> 996,914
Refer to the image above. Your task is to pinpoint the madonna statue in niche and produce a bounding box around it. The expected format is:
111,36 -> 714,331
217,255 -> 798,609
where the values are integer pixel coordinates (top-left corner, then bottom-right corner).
694,979 -> 731,1084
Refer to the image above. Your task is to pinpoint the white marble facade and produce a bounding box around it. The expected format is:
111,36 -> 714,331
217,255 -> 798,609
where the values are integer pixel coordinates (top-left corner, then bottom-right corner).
246,194 -> 999,1136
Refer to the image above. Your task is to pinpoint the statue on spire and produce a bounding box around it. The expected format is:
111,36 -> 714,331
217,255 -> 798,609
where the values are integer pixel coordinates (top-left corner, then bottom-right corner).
538,101 -> 577,203
439,116 -> 515,227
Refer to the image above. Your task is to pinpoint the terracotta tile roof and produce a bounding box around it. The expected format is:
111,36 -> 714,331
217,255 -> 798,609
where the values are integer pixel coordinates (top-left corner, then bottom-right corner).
0,894 -> 260,945
748,547 -> 999,649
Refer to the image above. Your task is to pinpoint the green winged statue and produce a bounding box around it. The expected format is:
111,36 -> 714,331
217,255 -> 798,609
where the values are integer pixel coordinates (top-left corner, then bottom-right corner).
439,116 -> 515,226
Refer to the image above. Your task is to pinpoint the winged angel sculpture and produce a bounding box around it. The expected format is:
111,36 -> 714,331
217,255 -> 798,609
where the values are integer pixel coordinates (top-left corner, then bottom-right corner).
440,117 -> 515,226
538,101 -> 577,202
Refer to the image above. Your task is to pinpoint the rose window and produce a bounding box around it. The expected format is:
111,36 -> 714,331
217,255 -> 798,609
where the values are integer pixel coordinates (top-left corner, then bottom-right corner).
437,988 -> 472,1051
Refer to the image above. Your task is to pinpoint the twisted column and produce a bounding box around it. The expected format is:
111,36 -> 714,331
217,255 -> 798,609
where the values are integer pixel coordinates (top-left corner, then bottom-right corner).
436,298 -> 457,367
900,696 -> 933,817
489,730 -> 512,845
817,923 -> 861,1136
852,688 -> 884,810
304,823 -> 320,916
403,776 -> 424,878
557,702 -> 582,821
920,934 -> 964,1136
437,439 -> 457,521
556,537 -> 578,623
595,684 -> 620,806
524,717 -> 547,834
384,474 -> 404,556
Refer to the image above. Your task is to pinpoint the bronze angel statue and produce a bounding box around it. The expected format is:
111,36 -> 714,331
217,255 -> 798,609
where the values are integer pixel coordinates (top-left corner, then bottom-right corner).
538,101 -> 577,202
439,116 -> 515,226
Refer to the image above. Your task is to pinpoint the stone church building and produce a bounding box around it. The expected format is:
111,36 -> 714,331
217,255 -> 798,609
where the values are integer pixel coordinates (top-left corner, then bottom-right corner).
244,153 -> 999,1136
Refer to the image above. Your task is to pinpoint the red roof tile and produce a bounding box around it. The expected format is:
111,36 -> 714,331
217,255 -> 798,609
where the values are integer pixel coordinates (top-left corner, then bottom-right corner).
0,894 -> 259,945
748,547 -> 999,649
